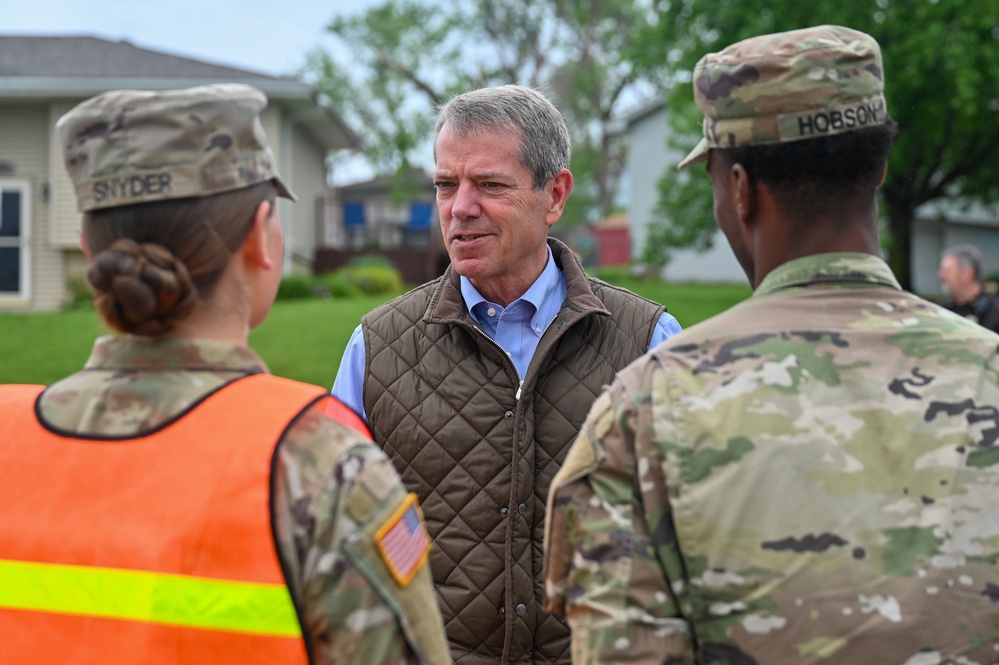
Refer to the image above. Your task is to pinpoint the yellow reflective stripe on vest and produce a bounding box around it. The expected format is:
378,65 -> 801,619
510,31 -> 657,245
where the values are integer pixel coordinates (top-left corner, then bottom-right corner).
0,559 -> 301,637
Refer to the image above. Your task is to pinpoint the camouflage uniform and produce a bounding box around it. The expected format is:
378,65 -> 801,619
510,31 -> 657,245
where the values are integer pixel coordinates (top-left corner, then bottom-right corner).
34,84 -> 451,664
545,26 -> 999,665
40,335 -> 451,665
545,253 -> 999,663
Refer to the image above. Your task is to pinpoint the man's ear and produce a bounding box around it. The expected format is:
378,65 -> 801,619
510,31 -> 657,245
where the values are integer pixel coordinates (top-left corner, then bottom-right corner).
241,200 -> 275,270
544,169 -> 574,227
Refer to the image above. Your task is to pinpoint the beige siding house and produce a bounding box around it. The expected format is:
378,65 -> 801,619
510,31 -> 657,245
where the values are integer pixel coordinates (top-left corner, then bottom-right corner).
0,35 -> 359,311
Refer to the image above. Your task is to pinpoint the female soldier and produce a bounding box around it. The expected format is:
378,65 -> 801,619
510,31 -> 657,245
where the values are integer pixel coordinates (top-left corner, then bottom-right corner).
0,84 -> 449,665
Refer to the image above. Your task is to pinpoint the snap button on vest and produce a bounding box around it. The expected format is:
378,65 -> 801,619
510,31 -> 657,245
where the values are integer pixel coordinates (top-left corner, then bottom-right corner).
500,507 -> 509,516
515,603 -> 527,616
504,411 -> 514,419
518,503 -> 527,516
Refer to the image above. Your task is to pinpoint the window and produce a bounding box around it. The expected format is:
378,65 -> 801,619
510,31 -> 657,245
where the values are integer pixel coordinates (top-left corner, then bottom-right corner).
0,181 -> 30,301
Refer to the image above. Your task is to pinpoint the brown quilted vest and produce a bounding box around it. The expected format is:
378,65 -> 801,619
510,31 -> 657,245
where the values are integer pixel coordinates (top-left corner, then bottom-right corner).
362,239 -> 665,665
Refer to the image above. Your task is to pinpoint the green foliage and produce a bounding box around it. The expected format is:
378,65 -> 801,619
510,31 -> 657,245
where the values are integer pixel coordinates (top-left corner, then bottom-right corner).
347,254 -> 395,268
64,279 -> 94,310
642,166 -> 716,269
629,0 -> 999,287
276,275 -> 320,301
299,0 -> 659,227
0,279 -> 750,385
277,259 -> 404,302
336,263 -> 404,295
319,272 -> 360,299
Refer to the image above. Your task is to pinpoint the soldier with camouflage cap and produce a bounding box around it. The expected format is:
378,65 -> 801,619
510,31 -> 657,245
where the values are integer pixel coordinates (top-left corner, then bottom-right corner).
0,84 -> 450,665
544,25 -> 999,663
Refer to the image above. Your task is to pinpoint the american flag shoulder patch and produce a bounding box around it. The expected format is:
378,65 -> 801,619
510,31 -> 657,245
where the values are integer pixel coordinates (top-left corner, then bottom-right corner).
375,492 -> 431,587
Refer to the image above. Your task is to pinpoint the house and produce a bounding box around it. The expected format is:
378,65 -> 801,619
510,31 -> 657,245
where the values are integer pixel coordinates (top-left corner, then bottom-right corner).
315,171 -> 448,284
0,35 -> 359,311
624,99 -> 744,284
625,99 -> 999,295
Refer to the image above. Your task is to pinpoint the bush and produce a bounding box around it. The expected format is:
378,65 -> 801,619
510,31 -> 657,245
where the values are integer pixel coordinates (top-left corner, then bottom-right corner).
342,264 -> 403,295
322,257 -> 404,297
347,254 -> 395,269
63,279 -> 94,310
278,258 -> 404,301
277,275 -> 318,300
318,272 -> 360,298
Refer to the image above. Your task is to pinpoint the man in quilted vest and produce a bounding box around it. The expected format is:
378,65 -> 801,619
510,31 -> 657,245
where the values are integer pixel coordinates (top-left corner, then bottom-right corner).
332,84 -> 681,664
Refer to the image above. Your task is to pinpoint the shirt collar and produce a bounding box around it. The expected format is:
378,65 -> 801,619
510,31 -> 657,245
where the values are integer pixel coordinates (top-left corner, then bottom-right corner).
755,252 -> 902,296
459,245 -> 560,315
83,335 -> 269,373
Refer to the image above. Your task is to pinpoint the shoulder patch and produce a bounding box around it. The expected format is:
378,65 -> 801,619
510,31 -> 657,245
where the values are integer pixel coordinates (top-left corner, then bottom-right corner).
375,493 -> 431,587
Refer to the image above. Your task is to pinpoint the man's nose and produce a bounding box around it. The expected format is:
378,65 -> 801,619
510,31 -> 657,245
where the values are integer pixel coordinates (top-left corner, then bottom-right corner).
451,181 -> 480,219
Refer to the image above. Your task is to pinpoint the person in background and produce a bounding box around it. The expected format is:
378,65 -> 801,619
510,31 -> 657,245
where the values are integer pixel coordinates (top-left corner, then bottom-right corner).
938,243 -> 999,332
331,84 -> 681,664
0,84 -> 449,665
545,25 -> 999,664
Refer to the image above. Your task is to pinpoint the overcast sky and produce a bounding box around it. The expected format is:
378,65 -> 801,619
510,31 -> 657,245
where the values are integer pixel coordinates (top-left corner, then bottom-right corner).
3,0 -> 372,77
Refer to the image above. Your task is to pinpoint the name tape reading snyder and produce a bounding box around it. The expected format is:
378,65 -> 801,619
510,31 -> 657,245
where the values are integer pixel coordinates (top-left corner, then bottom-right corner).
92,173 -> 173,205
778,95 -> 887,141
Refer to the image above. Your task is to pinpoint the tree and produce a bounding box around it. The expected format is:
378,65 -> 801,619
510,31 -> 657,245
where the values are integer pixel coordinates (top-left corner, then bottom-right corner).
300,0 -> 657,230
630,0 -> 999,290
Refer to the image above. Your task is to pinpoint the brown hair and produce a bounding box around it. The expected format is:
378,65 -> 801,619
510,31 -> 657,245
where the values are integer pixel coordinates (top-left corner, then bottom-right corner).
82,181 -> 277,336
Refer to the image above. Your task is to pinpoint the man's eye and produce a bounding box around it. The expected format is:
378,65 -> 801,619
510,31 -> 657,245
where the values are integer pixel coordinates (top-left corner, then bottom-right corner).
435,181 -> 454,190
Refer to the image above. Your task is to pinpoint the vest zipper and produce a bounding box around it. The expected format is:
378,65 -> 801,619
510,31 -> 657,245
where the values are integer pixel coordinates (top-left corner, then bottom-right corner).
471,325 -> 524,400
472,311 -> 568,402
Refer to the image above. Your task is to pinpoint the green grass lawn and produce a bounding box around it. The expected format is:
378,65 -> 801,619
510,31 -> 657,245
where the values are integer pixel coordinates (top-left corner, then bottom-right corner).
0,279 -> 751,386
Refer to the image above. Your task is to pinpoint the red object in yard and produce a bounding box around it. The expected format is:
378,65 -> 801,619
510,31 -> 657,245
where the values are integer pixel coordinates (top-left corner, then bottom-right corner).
594,213 -> 631,266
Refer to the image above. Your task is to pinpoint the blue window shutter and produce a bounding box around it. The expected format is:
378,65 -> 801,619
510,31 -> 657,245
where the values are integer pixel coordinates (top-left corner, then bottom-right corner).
343,202 -> 366,227
409,202 -> 433,230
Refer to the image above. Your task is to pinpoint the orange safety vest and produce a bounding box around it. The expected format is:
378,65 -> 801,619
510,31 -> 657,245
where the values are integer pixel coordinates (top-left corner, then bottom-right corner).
0,374 -> 343,665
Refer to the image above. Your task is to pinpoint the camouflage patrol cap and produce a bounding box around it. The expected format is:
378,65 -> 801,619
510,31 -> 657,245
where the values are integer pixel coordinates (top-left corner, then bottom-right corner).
57,83 -> 297,211
678,25 -> 887,170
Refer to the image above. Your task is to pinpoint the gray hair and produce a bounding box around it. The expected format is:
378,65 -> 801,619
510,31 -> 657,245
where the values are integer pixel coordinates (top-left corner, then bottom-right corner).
943,244 -> 984,282
433,84 -> 571,192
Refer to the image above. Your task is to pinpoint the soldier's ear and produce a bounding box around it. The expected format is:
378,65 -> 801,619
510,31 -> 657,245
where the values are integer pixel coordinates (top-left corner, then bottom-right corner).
79,232 -> 92,260
731,163 -> 756,226
240,200 -> 275,270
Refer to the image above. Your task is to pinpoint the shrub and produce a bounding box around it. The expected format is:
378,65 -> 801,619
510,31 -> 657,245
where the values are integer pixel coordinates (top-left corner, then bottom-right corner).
318,272 -> 360,298
342,264 -> 403,295
279,258 -> 404,301
347,254 -> 395,269
322,257 -> 404,296
276,274 -> 318,300
63,279 -> 95,310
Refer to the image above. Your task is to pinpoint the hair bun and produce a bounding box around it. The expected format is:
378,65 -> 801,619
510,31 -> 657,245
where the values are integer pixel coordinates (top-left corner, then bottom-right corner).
87,238 -> 198,335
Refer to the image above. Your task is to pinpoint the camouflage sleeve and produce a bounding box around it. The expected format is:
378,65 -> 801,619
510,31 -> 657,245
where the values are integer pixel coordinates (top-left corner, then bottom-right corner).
544,360 -> 694,664
273,404 -> 451,665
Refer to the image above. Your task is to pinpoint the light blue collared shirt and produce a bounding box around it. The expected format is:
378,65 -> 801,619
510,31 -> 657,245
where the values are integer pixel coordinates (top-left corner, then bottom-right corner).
331,248 -> 682,422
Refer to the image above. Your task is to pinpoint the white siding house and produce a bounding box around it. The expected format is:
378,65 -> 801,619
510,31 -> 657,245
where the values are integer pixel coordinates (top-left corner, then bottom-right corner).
625,99 -> 744,284
0,35 -> 359,311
